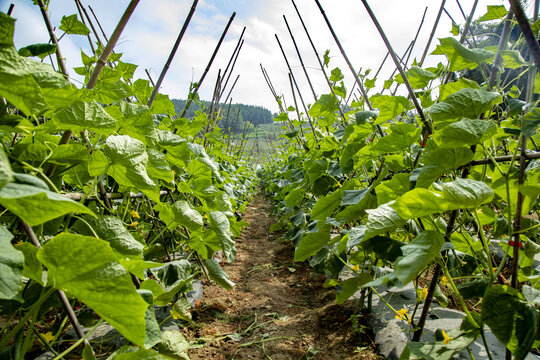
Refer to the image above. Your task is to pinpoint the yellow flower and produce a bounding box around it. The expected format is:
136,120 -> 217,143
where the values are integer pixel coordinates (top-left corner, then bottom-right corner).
129,221 -> 139,227
130,210 -> 140,219
440,276 -> 448,287
420,287 -> 428,300
351,264 -> 360,272
41,331 -> 54,344
442,330 -> 451,344
395,308 -> 409,322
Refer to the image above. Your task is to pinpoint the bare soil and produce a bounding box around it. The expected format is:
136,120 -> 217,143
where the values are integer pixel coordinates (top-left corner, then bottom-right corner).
183,194 -> 382,360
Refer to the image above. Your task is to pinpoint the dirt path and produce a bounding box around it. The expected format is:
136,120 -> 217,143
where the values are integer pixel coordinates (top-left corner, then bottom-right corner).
184,194 -> 381,360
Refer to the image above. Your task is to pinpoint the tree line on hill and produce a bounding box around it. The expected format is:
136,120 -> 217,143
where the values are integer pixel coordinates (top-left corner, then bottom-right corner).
172,99 -> 273,133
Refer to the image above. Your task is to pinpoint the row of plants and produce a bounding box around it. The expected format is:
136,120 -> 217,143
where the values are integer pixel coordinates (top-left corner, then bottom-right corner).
260,3 -> 540,359
0,4 -> 257,359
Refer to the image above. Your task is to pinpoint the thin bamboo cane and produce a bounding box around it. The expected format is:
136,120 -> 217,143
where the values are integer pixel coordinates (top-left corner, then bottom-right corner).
37,0 -> 69,79
74,0 -> 99,52
88,5 -> 109,42
509,0 -> 540,69
178,12 -> 236,120
218,40 -> 244,104
148,0 -> 199,107
419,0 -> 446,66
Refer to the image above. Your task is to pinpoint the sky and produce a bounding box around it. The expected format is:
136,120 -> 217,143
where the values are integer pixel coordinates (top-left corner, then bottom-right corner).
2,0 -> 522,114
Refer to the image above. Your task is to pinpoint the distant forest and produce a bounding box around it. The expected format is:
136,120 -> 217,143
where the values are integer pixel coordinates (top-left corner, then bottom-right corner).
171,99 -> 273,133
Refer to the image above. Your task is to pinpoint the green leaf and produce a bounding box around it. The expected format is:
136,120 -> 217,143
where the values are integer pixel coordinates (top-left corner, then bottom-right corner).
49,144 -> 90,165
0,147 -> 12,191
116,61 -> 138,81
431,37 -> 494,72
336,274 -> 372,304
429,88 -> 501,122
204,259 -> 235,290
434,118 -> 497,147
53,100 -> 117,135
284,188 -> 304,207
0,13 -> 15,46
209,211 -> 236,262
365,203 -> 406,239
137,289 -> 163,349
0,226 -> 23,301
478,5 -> 508,22
15,242 -> 43,285
173,200 -> 204,232
73,215 -> 144,259
391,179 -> 493,220
109,348 -> 175,360
0,182 -> 94,226
146,149 -> 174,183
0,45 -> 69,116
156,331 -> 190,360
312,189 -> 343,221
361,235 -> 403,262
482,286 -> 538,360
59,14 -> 90,35
330,67 -> 344,82
18,43 -> 57,59
103,135 -> 159,201
361,123 -> 421,155
393,231 -> 444,285
438,78 -> 481,102
417,147 -> 474,188
117,102 -> 159,146
370,95 -> 412,124
451,22 -> 460,36
294,228 -> 331,262
522,108 -> 540,138
395,66 -> 437,89
375,173 -> 410,206
37,234 -> 148,346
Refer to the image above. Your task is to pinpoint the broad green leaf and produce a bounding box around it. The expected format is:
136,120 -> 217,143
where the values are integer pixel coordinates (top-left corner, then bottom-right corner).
395,66 -> 437,89
478,5 -> 508,22
156,200 -> 203,232
284,188 -> 304,207
311,189 -> 343,221
59,14 -> 90,35
336,274 -> 372,304
522,108 -> 540,138
109,347 -> 176,360
37,234 -> 148,347
103,135 -> 159,201
209,211 -> 236,262
150,93 -> 176,116
116,61 -> 138,81
294,228 -> 331,262
402,329 -> 476,360
151,260 -> 193,305
361,235 -> 403,262
451,22 -> 460,36
73,215 -> 144,259
365,203 -> 406,239
482,286 -> 537,360
146,149 -> 174,183
392,179 -> 493,220
375,173 -> 410,206
370,95 -> 412,124
15,242 -> 43,285
431,37 -> 494,72
0,147 -> 12,191
49,144 -> 90,165
361,123 -> 421,155
53,100 -> 117,135
434,118 -> 497,147
393,231 -> 444,285
156,331 -> 190,360
93,67 -> 133,104
0,13 -> 15,46
0,226 -> 23,301
0,182 -> 94,226
308,94 -> 339,119
330,67 -> 344,82
117,102 -> 159,146
438,78 -> 481,102
204,259 -> 235,290
137,289 -> 163,349
120,259 -> 161,280
18,43 -> 57,59
417,147 -> 474,188
428,88 -> 501,122
342,189 -> 369,205
0,44 -> 69,116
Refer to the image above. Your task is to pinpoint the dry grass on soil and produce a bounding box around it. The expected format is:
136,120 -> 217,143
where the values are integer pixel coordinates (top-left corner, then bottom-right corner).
183,194 -> 383,360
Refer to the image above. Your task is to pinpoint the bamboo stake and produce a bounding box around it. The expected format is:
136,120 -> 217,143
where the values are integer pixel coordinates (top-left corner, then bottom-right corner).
509,0 -> 540,70
145,69 -> 156,87
218,40 -> 244,104
290,0 -> 346,122
488,10 -> 514,88
314,0 -> 372,110
283,15 -> 316,101
178,12 -> 236,120
88,5 -> 109,42
74,0 -> 101,51
419,0 -> 446,66
288,72 -> 307,149
7,4 -> 14,15
148,0 -> 198,107
37,0 -> 69,80
218,27 -> 246,100
360,0 -> 431,134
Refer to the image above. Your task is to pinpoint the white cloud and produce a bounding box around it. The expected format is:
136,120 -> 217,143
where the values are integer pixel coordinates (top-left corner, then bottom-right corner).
5,0 -> 511,112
